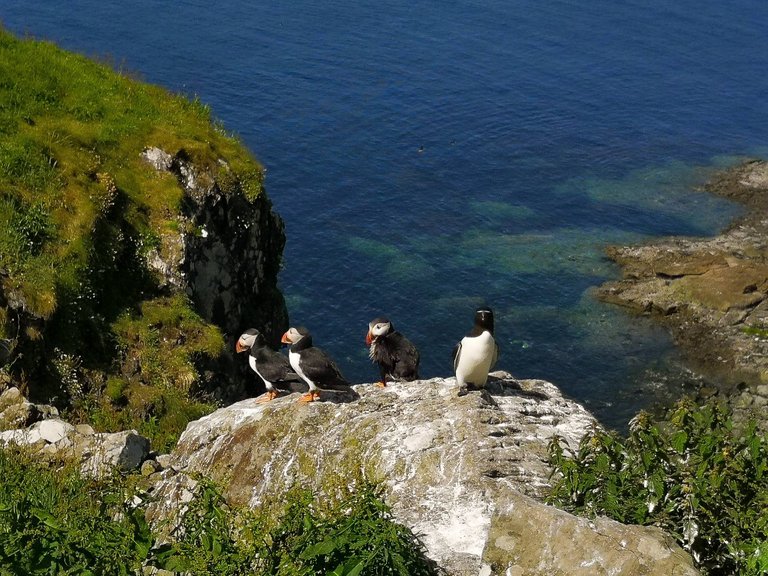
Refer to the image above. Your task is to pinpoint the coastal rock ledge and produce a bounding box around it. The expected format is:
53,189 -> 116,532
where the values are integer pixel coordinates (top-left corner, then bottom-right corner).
598,159 -> 768,422
148,373 -> 697,575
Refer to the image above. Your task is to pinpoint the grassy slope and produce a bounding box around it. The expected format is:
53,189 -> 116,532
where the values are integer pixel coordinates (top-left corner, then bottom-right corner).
0,28 -> 266,450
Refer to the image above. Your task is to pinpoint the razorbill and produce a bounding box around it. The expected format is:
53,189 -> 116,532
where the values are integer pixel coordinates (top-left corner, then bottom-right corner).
452,308 -> 499,389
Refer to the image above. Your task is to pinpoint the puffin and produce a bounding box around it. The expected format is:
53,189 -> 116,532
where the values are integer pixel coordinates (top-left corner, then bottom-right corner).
365,317 -> 420,387
236,328 -> 305,402
452,308 -> 499,389
280,326 -> 351,402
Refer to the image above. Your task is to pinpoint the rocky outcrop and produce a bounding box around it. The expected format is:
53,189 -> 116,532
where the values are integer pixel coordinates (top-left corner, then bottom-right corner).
146,373 -> 697,575
141,148 -> 287,340
0,414 -> 150,480
598,159 -> 768,423
0,386 -> 58,430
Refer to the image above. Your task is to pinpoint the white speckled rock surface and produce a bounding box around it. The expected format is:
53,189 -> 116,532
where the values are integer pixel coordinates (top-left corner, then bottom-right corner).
147,372 -> 697,575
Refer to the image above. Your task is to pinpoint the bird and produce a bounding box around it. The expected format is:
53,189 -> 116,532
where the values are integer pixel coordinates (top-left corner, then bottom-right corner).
365,316 -> 420,387
236,328 -> 306,402
452,307 -> 499,389
280,326 -> 351,402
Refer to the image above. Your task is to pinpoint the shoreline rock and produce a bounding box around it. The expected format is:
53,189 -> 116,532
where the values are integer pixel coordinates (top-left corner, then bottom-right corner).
597,159 -> 768,423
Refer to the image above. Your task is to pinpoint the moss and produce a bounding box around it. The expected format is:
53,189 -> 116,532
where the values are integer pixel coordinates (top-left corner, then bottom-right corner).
742,325 -> 768,339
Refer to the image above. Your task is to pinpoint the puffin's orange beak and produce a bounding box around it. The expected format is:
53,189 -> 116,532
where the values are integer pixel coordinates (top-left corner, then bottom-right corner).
235,340 -> 246,353
365,331 -> 373,346
280,331 -> 291,344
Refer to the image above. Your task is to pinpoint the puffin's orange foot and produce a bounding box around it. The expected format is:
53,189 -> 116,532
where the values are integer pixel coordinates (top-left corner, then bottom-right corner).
298,391 -> 321,403
257,390 -> 280,403
374,381 -> 387,388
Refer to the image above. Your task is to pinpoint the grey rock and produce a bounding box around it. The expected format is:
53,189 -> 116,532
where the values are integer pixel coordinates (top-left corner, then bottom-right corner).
75,423 -> 95,436
155,453 -> 174,470
0,387 -> 23,411
0,401 -> 40,430
147,373 -> 696,575
140,147 -> 173,172
34,418 -> 75,443
78,430 -> 150,477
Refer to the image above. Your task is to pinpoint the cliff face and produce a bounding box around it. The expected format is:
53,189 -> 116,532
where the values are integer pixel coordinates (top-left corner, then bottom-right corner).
146,373 -> 698,576
141,147 -> 288,397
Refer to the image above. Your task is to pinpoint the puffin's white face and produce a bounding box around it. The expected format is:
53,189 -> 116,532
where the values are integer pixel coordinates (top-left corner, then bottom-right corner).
370,321 -> 391,337
366,319 -> 391,346
281,326 -> 307,344
236,331 -> 257,353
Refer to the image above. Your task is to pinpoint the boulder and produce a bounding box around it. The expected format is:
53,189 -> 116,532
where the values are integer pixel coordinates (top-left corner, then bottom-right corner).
0,386 -> 23,412
0,400 -> 40,430
0,388 -> 58,430
75,430 -> 151,477
147,373 -> 697,575
482,491 -> 697,575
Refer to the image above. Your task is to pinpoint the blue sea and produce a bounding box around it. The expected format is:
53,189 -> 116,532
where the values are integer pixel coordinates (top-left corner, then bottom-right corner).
3,1 -> 768,429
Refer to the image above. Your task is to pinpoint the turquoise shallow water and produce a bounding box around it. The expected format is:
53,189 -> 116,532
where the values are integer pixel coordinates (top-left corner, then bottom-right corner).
3,1 -> 767,428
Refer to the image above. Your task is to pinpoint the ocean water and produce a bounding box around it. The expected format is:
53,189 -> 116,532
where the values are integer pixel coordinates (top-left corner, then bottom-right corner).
3,1 -> 768,429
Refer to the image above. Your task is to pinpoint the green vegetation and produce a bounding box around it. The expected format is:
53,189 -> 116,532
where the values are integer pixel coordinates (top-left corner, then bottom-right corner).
0,447 -> 152,575
154,479 -> 441,575
741,325 -> 768,339
0,447 -> 440,576
0,27 -> 268,448
548,399 -> 768,575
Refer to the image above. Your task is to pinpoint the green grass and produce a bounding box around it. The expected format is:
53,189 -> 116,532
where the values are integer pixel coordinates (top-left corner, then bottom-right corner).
0,27 -> 269,449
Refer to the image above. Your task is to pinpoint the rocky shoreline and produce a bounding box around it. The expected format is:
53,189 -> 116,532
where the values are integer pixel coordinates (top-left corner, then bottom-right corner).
597,159 -> 768,424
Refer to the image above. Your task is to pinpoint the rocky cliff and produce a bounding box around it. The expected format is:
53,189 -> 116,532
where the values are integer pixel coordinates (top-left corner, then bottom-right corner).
140,146 -> 288,397
0,30 -> 289,409
146,373 -> 698,576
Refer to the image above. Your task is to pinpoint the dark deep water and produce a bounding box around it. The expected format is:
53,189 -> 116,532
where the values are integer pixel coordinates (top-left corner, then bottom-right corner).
3,1 -> 768,429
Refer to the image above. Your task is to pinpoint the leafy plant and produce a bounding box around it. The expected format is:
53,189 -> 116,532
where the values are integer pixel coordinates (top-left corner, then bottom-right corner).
0,445 -> 442,576
547,398 -> 768,575
0,447 -> 153,575
151,478 -> 442,576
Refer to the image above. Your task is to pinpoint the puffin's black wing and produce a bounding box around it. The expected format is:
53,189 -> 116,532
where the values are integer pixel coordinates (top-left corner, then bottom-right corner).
300,347 -> 350,389
389,332 -> 420,380
253,347 -> 294,382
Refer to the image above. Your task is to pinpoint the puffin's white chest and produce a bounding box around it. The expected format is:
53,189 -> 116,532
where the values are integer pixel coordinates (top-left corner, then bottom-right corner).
289,350 -> 315,388
455,331 -> 496,386
248,355 -> 271,388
